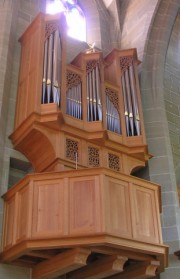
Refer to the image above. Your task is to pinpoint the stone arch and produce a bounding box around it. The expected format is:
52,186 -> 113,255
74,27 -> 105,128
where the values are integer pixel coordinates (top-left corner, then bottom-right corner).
140,0 -> 180,251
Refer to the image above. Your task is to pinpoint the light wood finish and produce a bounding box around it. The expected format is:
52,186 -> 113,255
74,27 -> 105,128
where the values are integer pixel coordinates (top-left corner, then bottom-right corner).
104,49 -> 146,144
32,248 -> 91,279
2,168 -> 162,248
10,14 -> 152,175
1,168 -> 167,273
10,109 -> 150,174
107,261 -> 159,279
67,255 -> 128,279
1,12 -> 168,279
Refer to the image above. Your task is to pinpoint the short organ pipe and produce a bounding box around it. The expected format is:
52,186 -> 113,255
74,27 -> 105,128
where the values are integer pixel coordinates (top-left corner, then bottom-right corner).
66,82 -> 82,120
106,94 -> 120,134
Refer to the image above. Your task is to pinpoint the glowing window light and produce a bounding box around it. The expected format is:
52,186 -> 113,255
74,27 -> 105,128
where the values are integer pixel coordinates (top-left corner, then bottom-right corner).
46,0 -> 86,42
46,0 -> 66,14
66,8 -> 86,41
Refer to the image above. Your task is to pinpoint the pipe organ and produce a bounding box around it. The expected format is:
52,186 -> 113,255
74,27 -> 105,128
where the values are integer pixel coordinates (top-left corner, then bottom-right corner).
0,13 -> 168,279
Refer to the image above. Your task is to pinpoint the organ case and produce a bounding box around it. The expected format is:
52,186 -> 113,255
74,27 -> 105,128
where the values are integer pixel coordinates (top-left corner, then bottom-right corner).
0,13 -> 168,279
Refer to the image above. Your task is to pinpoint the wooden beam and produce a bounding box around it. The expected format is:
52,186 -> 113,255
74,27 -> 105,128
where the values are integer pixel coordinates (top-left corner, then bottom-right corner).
32,248 -> 91,279
107,261 -> 160,279
90,246 -> 155,262
67,255 -> 128,279
27,251 -> 55,259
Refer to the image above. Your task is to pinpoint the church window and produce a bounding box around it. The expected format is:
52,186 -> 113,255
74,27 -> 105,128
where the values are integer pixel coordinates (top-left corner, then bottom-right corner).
46,0 -> 86,41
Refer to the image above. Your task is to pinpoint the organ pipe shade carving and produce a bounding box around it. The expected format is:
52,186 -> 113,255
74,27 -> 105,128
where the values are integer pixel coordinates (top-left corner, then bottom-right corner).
86,60 -> 102,122
66,138 -> 78,161
88,146 -> 100,167
120,57 -> 141,136
108,153 -> 120,171
42,25 -> 62,105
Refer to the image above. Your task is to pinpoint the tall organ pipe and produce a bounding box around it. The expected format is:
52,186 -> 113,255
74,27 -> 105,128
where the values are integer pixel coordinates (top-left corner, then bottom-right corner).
92,68 -> 97,120
88,71 -> 93,121
52,29 -> 61,105
87,63 -> 102,122
95,65 -> 102,121
42,39 -> 48,104
124,70 -> 134,136
46,33 -> 53,103
42,28 -> 61,105
129,64 -> 140,135
121,74 -> 130,136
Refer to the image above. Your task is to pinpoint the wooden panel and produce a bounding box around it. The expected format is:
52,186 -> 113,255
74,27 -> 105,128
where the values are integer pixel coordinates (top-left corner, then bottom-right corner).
105,178 -> 132,238
15,14 -> 44,128
130,184 -> 160,243
16,185 -> 32,242
3,197 -> 16,250
69,176 -> 102,235
32,179 -> 66,237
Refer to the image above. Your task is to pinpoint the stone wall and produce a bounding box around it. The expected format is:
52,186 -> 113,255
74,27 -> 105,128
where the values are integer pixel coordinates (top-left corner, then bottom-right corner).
164,13 -> 180,186
119,0 -> 159,60
0,0 -> 43,278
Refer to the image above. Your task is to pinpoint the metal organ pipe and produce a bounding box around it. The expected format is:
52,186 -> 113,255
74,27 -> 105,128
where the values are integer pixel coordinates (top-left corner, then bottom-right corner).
46,33 -> 53,103
95,65 -> 102,121
106,90 -> 121,134
41,28 -> 61,105
86,62 -> 102,122
124,70 -> 134,136
121,75 -> 130,136
66,70 -> 82,120
42,39 -> 48,104
121,57 -> 141,137
52,29 -> 61,105
129,64 -> 140,136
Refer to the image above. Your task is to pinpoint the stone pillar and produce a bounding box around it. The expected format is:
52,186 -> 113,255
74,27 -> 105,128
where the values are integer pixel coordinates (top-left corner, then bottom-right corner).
0,0 -> 19,230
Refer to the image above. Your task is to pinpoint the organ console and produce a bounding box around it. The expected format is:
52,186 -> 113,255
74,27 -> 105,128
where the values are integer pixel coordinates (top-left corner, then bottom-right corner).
0,13 -> 168,279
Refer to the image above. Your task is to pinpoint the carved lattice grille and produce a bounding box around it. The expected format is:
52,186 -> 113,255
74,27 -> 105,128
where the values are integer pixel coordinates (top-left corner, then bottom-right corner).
66,138 -> 78,161
108,153 -> 120,171
88,146 -> 100,167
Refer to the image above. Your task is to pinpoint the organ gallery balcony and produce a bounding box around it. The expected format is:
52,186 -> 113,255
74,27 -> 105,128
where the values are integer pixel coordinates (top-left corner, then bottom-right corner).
1,168 -> 167,278
0,12 -> 168,278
